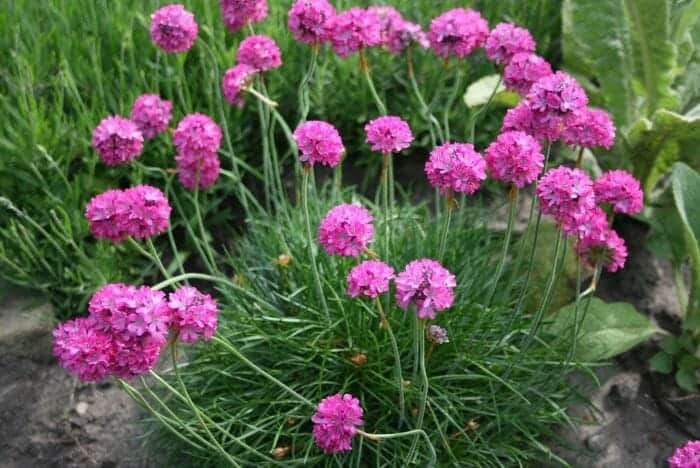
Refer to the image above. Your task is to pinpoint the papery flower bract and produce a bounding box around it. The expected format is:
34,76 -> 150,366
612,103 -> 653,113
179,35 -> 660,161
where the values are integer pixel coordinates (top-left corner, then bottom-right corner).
92,116 -> 144,166
311,393 -> 364,454
428,8 -> 489,59
367,5 -> 402,45
175,150 -> 221,190
576,227 -> 628,272
364,116 -> 414,154
326,7 -> 382,57
346,260 -> 395,299
236,35 -> 282,72
503,53 -> 553,96
526,71 -> 589,140
222,64 -> 257,108
484,22 -> 535,65
387,20 -> 429,55
173,113 -> 222,156
168,286 -> 218,343
536,166 -> 596,227
669,440 -> 700,468
123,185 -> 171,239
150,4 -> 198,53
130,94 -> 173,139
427,325 -> 449,344
593,170 -> 643,215
319,203 -> 374,257
85,189 -> 132,242
485,131 -> 544,188
288,0 -> 336,44
220,0 -> 268,33
562,108 -> 616,149
53,317 -> 115,382
425,143 -> 487,195
395,259 -> 456,320
293,120 -> 345,168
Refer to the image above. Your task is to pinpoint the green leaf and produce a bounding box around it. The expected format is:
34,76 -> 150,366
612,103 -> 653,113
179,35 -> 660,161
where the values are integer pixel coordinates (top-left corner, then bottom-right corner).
675,366 -> 698,392
660,336 -> 683,355
650,351 -> 674,374
671,163 -> 700,317
549,298 -> 659,361
463,74 -> 509,108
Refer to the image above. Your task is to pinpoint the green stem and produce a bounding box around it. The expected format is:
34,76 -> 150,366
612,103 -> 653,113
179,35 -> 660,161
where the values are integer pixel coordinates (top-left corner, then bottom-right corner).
443,67 -> 463,143
193,186 -> 218,273
298,44 -> 319,125
302,168 -> 329,320
381,153 -> 391,260
375,297 -> 406,427
146,238 -> 170,280
360,49 -> 387,115
469,75 -> 502,143
407,320 -> 429,463
358,429 -> 436,467
407,50 -> 443,144
438,192 -> 454,261
527,228 -> 565,342
566,260 -> 583,363
128,237 -> 169,279
486,186 -> 518,307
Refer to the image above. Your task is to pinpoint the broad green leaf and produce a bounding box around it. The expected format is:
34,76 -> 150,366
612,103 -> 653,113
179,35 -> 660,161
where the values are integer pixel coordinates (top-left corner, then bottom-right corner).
675,366 -> 698,392
672,163 -> 700,317
650,351 -> 674,374
463,74 -> 510,108
549,297 -> 658,361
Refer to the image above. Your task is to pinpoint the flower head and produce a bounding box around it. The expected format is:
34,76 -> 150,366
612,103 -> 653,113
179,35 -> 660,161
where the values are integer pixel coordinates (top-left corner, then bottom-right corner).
130,94 -> 173,139
576,227 -> 628,272
562,108 -> 616,149
395,259 -> 456,320
288,0 -> 336,44
485,131 -> 544,188
220,0 -> 268,33
387,20 -> 429,55
669,440 -> 700,468
501,101 -> 546,138
311,393 -> 364,454
173,113 -> 222,156
85,189 -> 133,242
526,72 -> 589,140
222,64 -> 257,108
562,205 -> 609,240
428,8 -> 489,59
236,35 -> 282,72
503,53 -> 553,96
425,143 -> 487,195
53,317 -> 115,382
484,23 -> 535,65
319,203 -> 374,257
593,170 -> 643,215
326,7 -> 382,57
346,260 -> 395,298
150,4 -> 198,53
364,116 -> 414,154
92,116 -> 144,166
168,286 -> 218,343
367,6 -> 402,45
427,325 -> 449,344
175,151 -> 221,190
123,185 -> 172,239
536,166 -> 596,227
293,120 -> 345,168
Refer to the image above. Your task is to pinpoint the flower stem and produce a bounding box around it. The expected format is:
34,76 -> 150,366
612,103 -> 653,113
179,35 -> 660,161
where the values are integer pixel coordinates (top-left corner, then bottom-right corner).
297,44 -> 319,125
246,86 -> 278,107
193,185 -> 218,273
360,49 -> 387,115
438,191 -> 454,261
302,167 -> 329,320
407,49 -> 443,144
375,297 -> 406,428
381,152 -> 391,260
357,428 -> 436,467
407,320 -> 429,463
526,228 -> 565,343
485,185 -> 519,307
469,75 -> 502,143
128,237 -> 169,279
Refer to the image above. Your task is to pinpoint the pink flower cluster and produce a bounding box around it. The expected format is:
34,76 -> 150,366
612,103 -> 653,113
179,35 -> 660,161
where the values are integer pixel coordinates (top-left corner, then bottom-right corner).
484,22 -> 535,65
537,167 -> 596,230
326,7 -> 382,57
319,203 -> 374,257
428,8 -> 489,59
346,260 -> 394,299
427,325 -> 449,344
173,113 -> 223,190
395,259 -> 456,320
669,440 -> 700,468
388,19 -> 429,55
593,170 -> 644,215
485,131 -> 544,188
150,4 -> 198,53
168,286 -> 218,343
311,393 -> 364,454
425,143 -> 487,195
368,6 -> 402,45
85,185 -> 171,242
92,116 -> 144,166
293,120 -> 345,168
288,0 -> 336,45
130,94 -> 173,139
503,53 -> 553,96
526,71 -> 589,140
364,116 -> 414,154
220,0 -> 268,33
237,35 -> 282,72
562,108 -> 616,149
222,64 -> 257,108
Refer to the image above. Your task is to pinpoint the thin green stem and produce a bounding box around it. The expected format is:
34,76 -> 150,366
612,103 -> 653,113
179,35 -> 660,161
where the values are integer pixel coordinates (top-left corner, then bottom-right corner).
302,168 -> 329,320
381,153 -> 391,260
407,49 -> 443,144
443,66 -> 464,143
527,228 -> 565,341
146,238 -> 170,280
469,75 -> 502,143
358,429 -> 436,467
486,186 -> 519,307
193,186 -> 218,273
128,237 -> 169,279
438,193 -> 454,261
375,297 -> 406,427
360,49 -> 387,115
298,44 -> 319,125
407,320 -> 429,463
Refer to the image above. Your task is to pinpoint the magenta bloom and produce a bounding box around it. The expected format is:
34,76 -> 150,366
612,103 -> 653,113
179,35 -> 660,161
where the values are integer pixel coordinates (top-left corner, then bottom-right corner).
346,260 -> 395,299
485,131 -> 544,188
503,53 -> 553,96
395,259 -> 456,320
236,35 -> 282,72
168,286 -> 218,343
537,166 -> 596,228
364,116 -> 414,154
85,189 -> 132,242
288,0 -> 336,44
222,64 -> 257,108
312,393 -> 364,454
173,113 -> 222,156
220,0 -> 268,33
669,440 -> 700,468
576,227 -> 628,272
293,120 -> 345,168
501,101 -> 547,139
593,170 -> 644,215
387,20 -> 429,55
562,108 -> 616,149
526,72 -> 589,140
92,116 -> 144,166
150,4 -> 198,53
53,317 -> 115,382
319,203 -> 374,257
428,8 -> 489,59
176,150 -> 221,190
326,7 -> 382,57
427,325 -> 449,344
367,6 -> 402,45
484,23 -> 535,65
130,94 -> 173,139
425,143 -> 487,195
123,185 -> 172,239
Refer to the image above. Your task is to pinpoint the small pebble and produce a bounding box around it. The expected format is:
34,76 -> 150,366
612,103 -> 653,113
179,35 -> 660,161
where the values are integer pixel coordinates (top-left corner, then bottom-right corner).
585,432 -> 608,452
76,401 -> 89,416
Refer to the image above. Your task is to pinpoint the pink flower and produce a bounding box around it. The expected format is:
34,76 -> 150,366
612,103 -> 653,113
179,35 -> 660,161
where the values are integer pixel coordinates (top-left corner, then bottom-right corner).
168,286 -> 218,343
346,260 -> 395,298
484,23 -> 535,65
85,189 -> 132,242
503,53 -> 553,96
236,35 -> 282,72
562,206 -> 609,240
428,8 -> 489,59
576,228 -> 628,272
175,151 -> 221,190
150,4 -> 198,53
53,317 -> 115,382
501,101 -> 551,140
311,393 -> 364,454
319,203 -> 374,257
593,170 -> 643,215
562,108 -> 616,149
367,6 -> 402,45
427,325 -> 449,344
526,72 -> 589,140
123,185 -> 172,239
220,0 -> 268,33
536,166 -> 596,228
173,113 -> 222,155
395,259 -> 456,320
326,7 -> 382,57
425,143 -> 487,195
222,64 -> 257,107
130,94 -> 173,139
288,0 -> 336,44
387,20 -> 429,55
364,116 -> 414,154
669,440 -> 700,468
293,120 -> 345,168
92,116 -> 144,166
485,131 -> 544,188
